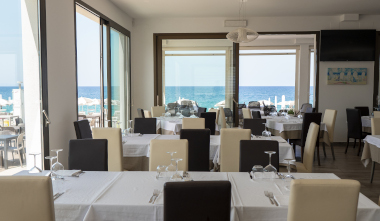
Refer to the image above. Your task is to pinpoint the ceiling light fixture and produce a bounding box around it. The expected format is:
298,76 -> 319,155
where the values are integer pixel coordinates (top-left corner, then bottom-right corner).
226,0 -> 259,43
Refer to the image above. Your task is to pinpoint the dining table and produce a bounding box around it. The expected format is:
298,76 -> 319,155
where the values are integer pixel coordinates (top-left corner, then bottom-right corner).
0,134 -> 18,169
15,171 -> 379,221
361,116 -> 372,133
156,116 -> 219,135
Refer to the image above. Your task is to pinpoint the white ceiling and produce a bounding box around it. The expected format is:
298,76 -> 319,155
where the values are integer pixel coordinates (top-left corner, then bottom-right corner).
110,0 -> 380,19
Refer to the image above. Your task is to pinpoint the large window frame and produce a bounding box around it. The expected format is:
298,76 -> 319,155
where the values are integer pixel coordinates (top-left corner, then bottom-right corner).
74,0 -> 131,128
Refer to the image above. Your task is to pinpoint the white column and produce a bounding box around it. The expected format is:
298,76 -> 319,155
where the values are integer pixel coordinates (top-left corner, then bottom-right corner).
297,44 -> 311,107
21,0 -> 43,169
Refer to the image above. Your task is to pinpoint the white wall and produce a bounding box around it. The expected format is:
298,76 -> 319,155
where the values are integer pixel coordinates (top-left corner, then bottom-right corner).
45,0 -> 132,168
319,62 -> 374,142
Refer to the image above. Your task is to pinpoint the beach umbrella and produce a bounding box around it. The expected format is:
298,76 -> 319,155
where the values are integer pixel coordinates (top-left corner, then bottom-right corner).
0,99 -> 9,109
258,100 -> 274,106
78,97 -> 92,106
214,100 -> 225,107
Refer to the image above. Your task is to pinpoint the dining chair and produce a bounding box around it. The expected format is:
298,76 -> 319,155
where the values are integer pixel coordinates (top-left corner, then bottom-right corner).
182,118 -> 205,129
200,112 -> 216,135
251,111 -> 262,119
68,139 -> 108,171
137,108 -> 145,118
374,111 -> 380,118
0,176 -> 55,221
144,110 -> 152,118
294,122 -> 319,173
134,118 -> 157,134
92,128 -> 123,171
10,132 -> 25,166
218,107 -> 227,129
354,106 -> 369,116
371,118 -> 380,135
149,139 -> 188,171
164,181 -> 231,221
180,129 -> 210,171
151,106 -> 166,117
306,107 -> 313,113
239,140 -> 279,172
73,120 -> 92,139
208,108 -> 220,125
320,109 -> 337,160
242,108 -> 252,119
300,103 -> 312,113
290,113 -> 322,164
287,179 -> 360,221
220,128 -> 251,172
243,119 -> 266,135
197,107 -> 207,117
345,108 -> 369,156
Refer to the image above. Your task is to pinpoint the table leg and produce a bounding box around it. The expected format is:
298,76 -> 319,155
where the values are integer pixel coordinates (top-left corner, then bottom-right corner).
4,139 -> 8,169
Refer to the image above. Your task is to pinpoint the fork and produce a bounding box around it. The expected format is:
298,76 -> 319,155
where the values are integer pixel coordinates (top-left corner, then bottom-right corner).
149,189 -> 159,203
269,192 -> 279,206
264,191 -> 274,205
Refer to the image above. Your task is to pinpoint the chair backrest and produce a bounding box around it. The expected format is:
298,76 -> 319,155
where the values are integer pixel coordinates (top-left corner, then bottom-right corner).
323,109 -> 337,142
73,120 -> 92,139
68,139 -> 108,171
220,128 -> 251,172
208,108 -> 219,125
200,112 -> 216,135
288,179 -> 360,221
218,107 -> 227,129
354,106 -> 369,116
300,103 -> 312,113
0,176 -> 55,221
243,119 -> 266,136
374,111 -> 380,118
134,118 -> 157,134
164,181 -> 231,221
346,108 -> 362,139
242,108 -> 252,119
248,101 -> 260,108
180,129 -> 210,171
303,122 -> 320,173
251,111 -> 262,119
182,118 -> 205,129
197,107 -> 207,117
167,103 -> 177,109
137,108 -> 145,118
144,110 -> 152,118
371,118 -> 380,135
301,113 -> 322,147
151,106 -> 166,117
239,140 -> 279,172
149,139 -> 188,171
92,128 -> 123,171
224,108 -> 232,117
306,107 -> 313,113
17,133 -> 25,149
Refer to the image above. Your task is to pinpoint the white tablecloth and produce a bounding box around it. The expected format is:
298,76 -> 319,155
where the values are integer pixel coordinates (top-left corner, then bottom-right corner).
264,116 -> 327,133
213,136 -> 295,165
157,116 -> 219,135
362,116 -> 372,128
122,134 -> 160,157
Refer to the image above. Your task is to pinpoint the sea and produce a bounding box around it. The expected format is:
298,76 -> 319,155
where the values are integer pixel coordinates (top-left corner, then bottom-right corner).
0,86 -> 313,113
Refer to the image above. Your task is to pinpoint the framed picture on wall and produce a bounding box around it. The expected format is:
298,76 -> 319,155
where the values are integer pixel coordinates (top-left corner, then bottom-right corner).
327,68 -> 367,85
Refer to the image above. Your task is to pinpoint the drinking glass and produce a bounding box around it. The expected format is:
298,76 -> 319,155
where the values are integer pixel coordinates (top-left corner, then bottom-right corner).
252,165 -> 264,179
45,156 -> 57,178
170,158 -> 183,181
128,120 -> 134,135
176,107 -> 181,116
29,152 -> 42,173
297,114 -> 303,119
165,151 -> 177,173
284,158 -> 296,178
51,149 -> 64,179
264,151 -> 277,173
156,165 -> 166,179
262,123 -> 271,140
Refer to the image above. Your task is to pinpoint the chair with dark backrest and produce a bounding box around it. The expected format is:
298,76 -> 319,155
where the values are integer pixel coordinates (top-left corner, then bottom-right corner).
0,176 -> 55,221
134,118 -> 157,134
238,103 -> 247,120
73,120 -> 92,139
200,112 -> 216,135
239,140 -> 279,172
68,139 -> 108,171
224,108 -> 232,118
290,113 -> 322,164
288,179 -> 360,221
243,119 -> 266,136
370,118 -> 380,183
345,108 -> 369,156
251,111 -> 262,119
180,129 -> 210,171
197,107 -> 207,117
164,181 -> 231,221
137,108 -> 145,118
300,103 -> 312,113
354,106 -> 369,116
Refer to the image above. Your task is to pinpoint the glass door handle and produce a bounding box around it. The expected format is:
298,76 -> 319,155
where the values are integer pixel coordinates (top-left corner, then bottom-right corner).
42,110 -> 51,127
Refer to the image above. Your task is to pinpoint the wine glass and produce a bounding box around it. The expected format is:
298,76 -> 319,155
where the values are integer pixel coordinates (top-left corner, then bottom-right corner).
29,152 -> 42,173
284,158 -> 296,178
165,151 -> 177,173
264,151 -> 277,173
51,149 -> 64,179
156,165 -> 166,179
170,158 -> 183,181
176,107 -> 181,116
262,123 -> 271,140
128,120 -> 134,135
45,156 -> 57,178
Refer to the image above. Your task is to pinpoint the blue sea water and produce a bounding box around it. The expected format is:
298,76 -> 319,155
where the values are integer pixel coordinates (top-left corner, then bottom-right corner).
0,86 -> 313,113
